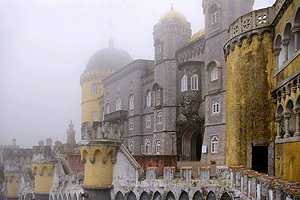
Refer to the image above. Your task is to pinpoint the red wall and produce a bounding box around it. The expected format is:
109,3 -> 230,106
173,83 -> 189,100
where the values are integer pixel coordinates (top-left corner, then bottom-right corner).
66,154 -> 84,174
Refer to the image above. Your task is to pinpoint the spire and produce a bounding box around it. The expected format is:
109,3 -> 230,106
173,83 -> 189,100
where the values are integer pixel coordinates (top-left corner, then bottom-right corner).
109,37 -> 114,48
171,3 -> 173,10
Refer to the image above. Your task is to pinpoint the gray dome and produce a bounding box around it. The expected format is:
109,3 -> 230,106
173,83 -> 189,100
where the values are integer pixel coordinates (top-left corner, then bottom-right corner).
85,45 -> 133,72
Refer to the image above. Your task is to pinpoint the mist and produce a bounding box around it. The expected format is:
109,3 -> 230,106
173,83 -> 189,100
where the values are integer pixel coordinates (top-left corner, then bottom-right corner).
0,0 -> 274,147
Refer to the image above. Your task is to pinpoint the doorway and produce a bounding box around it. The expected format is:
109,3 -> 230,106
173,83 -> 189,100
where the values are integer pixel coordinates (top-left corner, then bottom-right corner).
252,146 -> 268,174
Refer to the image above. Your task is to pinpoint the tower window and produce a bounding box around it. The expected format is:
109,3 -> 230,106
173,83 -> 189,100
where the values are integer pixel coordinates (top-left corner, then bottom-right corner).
157,112 -> 162,124
116,97 -> 122,111
146,91 -> 152,107
211,136 -> 219,153
156,89 -> 161,99
156,140 -> 161,154
212,99 -> 220,114
106,104 -> 111,114
191,74 -> 198,90
145,141 -> 151,154
212,11 -> 219,24
117,82 -> 121,92
146,116 -> 151,128
129,119 -> 134,130
157,45 -> 162,54
129,140 -> 134,153
211,67 -> 218,81
92,82 -> 98,94
181,75 -> 187,92
129,95 -> 134,110
91,110 -> 98,122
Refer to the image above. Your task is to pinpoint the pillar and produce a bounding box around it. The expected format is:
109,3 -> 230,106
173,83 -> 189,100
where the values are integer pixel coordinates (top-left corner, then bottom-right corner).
292,26 -> 300,52
275,116 -> 283,139
282,39 -> 290,62
293,108 -> 300,137
274,48 -> 282,69
283,114 -> 291,138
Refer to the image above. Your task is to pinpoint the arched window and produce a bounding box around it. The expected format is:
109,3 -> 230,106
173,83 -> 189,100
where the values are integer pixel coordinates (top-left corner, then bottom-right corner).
117,82 -> 121,92
91,110 -> 97,122
92,82 -> 98,94
156,140 -> 161,154
116,97 -> 122,111
129,140 -> 134,153
146,91 -> 152,107
212,99 -> 220,114
146,116 -> 151,128
181,75 -> 187,92
212,11 -> 219,24
106,104 -> 111,114
156,89 -> 161,99
211,136 -> 219,153
129,119 -> 134,130
129,95 -> 134,110
191,74 -> 198,90
145,141 -> 151,154
157,112 -> 162,124
274,34 -> 284,69
211,67 -> 218,81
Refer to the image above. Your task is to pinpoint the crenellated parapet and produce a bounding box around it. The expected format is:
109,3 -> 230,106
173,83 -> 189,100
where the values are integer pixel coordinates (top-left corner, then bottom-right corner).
176,36 -> 205,64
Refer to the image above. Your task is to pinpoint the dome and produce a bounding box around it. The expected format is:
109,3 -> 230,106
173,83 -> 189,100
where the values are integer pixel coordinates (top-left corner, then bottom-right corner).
85,39 -> 133,72
159,9 -> 187,24
189,29 -> 205,42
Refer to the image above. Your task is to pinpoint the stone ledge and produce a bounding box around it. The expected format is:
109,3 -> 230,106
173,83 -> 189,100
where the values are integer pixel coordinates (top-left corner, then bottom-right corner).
275,136 -> 300,144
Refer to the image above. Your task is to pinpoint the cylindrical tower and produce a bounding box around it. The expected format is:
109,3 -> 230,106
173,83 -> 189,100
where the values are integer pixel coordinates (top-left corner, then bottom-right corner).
224,7 -> 276,167
80,39 -> 133,124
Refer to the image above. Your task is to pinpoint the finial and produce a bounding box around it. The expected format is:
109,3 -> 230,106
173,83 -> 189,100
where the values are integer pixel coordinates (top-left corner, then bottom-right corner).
109,37 -> 114,48
70,119 -> 73,124
171,3 -> 173,10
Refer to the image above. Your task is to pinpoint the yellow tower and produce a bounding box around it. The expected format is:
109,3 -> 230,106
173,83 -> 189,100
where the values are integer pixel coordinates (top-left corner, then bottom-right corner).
31,146 -> 57,200
224,8 -> 275,169
80,38 -> 133,124
5,172 -> 21,200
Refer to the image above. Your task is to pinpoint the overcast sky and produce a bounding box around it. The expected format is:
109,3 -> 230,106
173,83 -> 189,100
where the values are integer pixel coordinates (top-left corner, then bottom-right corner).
0,0 -> 274,148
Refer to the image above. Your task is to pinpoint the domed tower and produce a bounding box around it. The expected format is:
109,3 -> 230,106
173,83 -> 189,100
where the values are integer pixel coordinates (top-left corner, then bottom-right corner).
80,39 -> 133,124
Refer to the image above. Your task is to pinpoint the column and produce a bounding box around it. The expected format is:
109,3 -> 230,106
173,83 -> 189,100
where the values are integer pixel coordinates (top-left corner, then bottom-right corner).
293,108 -> 300,137
282,39 -> 290,62
283,114 -> 291,138
292,26 -> 300,52
275,116 -> 283,139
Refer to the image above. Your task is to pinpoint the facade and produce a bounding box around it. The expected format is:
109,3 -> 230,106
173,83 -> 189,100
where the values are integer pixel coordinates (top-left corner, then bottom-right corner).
224,0 -> 300,182
80,0 -> 254,165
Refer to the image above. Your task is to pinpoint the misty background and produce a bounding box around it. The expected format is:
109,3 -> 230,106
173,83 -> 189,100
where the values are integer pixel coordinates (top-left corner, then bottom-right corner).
0,0 -> 274,147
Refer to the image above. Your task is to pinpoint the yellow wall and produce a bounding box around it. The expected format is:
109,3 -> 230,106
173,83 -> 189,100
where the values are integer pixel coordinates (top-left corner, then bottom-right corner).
275,141 -> 300,183
32,163 -> 55,193
226,33 -> 276,166
79,145 -> 118,186
80,70 -> 114,123
5,174 -> 21,198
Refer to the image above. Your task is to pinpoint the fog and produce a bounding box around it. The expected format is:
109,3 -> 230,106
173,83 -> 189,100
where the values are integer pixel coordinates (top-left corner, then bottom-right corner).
0,0 -> 274,147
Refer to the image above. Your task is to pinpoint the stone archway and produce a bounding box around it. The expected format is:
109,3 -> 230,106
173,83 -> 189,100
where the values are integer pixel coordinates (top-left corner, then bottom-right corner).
182,125 -> 203,161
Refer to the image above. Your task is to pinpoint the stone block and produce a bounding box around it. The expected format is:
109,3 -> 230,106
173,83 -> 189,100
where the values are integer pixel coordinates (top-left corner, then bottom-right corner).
146,167 -> 158,180
216,165 -> 230,180
181,166 -> 192,180
198,166 -> 210,181
163,167 -> 175,181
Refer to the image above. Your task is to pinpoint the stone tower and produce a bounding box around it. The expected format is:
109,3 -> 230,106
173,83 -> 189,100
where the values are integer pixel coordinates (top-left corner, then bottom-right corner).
152,7 -> 192,155
66,119 -> 76,148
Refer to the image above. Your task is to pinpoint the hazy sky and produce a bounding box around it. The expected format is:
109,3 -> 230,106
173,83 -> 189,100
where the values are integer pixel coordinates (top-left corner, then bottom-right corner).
0,0 -> 275,148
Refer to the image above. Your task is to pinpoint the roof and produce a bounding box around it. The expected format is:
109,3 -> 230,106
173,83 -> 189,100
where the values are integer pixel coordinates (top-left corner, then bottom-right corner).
159,9 -> 187,24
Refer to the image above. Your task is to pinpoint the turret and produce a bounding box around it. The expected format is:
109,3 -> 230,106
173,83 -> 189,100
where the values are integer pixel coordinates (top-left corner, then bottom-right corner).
31,145 -> 57,200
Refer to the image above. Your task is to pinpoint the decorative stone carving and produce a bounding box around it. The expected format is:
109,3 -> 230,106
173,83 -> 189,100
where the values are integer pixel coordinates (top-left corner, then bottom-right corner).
89,158 -> 95,164
102,158 -> 107,164
81,158 -> 86,163
39,172 -> 43,176
111,158 -> 117,164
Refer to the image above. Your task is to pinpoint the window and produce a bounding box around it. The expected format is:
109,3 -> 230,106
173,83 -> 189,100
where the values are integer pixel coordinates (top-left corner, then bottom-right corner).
181,75 -> 187,92
129,119 -> 134,130
191,74 -> 198,90
156,89 -> 161,99
212,11 -> 219,24
117,82 -> 121,92
157,112 -> 162,124
211,67 -> 218,81
156,140 -> 161,154
92,82 -> 98,94
157,45 -> 162,54
212,100 -> 220,114
146,91 -> 152,107
129,95 -> 134,110
211,136 -> 219,153
116,97 -> 122,111
145,141 -> 151,154
129,140 -> 134,153
146,116 -> 151,128
91,110 -> 97,122
106,104 -> 111,114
